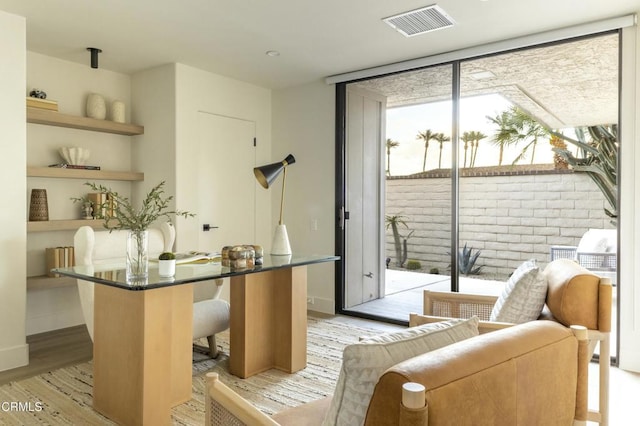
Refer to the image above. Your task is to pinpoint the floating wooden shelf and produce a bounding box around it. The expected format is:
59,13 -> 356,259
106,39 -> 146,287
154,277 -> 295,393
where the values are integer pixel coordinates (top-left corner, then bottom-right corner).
27,275 -> 76,291
28,219 -> 107,233
27,107 -> 144,136
27,166 -> 144,181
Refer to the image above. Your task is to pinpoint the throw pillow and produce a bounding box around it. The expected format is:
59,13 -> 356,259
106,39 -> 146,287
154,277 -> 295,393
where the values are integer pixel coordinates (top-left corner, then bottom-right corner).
322,317 -> 479,426
490,259 -> 547,323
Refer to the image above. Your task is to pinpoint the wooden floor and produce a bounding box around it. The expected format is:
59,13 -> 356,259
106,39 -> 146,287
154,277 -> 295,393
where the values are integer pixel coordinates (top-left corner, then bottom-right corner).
0,325 -> 92,386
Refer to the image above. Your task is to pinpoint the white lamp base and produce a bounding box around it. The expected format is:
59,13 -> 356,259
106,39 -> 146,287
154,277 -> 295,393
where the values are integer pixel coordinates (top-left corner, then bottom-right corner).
271,224 -> 292,255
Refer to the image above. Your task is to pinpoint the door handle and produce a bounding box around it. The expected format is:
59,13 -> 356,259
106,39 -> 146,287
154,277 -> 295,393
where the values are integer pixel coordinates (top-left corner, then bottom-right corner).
202,224 -> 219,231
364,272 -> 373,278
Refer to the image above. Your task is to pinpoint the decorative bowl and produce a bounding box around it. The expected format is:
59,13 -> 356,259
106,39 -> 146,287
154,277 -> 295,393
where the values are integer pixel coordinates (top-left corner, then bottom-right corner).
59,147 -> 90,165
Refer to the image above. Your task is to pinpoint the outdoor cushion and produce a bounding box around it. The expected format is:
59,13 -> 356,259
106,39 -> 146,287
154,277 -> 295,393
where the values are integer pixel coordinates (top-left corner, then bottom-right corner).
490,259 -> 547,323
577,229 -> 612,253
322,317 -> 479,426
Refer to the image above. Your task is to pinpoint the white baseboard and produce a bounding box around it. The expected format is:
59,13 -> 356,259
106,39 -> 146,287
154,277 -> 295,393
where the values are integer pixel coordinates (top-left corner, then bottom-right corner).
27,310 -> 85,336
0,343 -> 29,373
307,296 -> 334,315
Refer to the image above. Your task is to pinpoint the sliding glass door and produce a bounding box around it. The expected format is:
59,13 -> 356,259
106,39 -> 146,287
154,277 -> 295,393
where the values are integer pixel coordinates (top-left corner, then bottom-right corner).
337,31 -> 620,358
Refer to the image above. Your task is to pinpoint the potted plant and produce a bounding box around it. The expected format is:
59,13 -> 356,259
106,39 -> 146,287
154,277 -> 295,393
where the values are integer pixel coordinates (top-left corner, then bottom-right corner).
158,252 -> 176,277
84,181 -> 193,282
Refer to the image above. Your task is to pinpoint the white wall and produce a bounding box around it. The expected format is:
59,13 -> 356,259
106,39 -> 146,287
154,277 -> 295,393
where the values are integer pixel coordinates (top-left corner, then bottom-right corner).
173,63 -> 273,262
0,10 -> 28,371
130,64 -> 177,218
272,80 -> 336,313
133,63 -> 273,301
26,52 -> 134,335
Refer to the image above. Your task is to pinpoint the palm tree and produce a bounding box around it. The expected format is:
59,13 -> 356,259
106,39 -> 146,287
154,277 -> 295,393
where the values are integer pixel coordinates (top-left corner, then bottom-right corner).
460,131 -> 474,168
416,129 -> 436,172
433,133 -> 451,169
385,138 -> 400,176
487,111 -> 518,165
468,130 -> 487,167
508,107 -> 548,164
489,106 -> 549,165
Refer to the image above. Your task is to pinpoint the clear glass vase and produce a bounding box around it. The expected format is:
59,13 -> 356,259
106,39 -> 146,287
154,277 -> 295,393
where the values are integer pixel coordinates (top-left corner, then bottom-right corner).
126,230 -> 149,283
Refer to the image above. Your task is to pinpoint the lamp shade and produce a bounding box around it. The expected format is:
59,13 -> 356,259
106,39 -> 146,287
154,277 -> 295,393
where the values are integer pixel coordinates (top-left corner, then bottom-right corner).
253,154 -> 296,189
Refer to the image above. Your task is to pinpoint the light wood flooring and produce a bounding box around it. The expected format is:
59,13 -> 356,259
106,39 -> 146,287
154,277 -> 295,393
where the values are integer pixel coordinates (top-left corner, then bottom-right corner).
0,325 -> 92,386
1,316 -> 638,425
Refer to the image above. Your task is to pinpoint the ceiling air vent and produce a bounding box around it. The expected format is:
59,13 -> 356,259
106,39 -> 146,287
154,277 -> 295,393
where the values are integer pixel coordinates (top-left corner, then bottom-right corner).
383,4 -> 455,37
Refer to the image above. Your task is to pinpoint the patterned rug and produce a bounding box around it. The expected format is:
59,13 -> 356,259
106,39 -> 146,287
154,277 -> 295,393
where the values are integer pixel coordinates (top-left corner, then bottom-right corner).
0,317 -> 381,425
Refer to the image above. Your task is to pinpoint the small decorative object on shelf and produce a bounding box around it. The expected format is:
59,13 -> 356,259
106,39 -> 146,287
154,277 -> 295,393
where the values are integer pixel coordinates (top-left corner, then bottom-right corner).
84,181 -> 194,283
26,90 -> 58,111
111,100 -> 125,123
158,252 -> 176,277
29,189 -> 49,221
59,146 -> 90,166
86,93 -> 106,120
29,88 -> 47,99
70,195 -> 95,219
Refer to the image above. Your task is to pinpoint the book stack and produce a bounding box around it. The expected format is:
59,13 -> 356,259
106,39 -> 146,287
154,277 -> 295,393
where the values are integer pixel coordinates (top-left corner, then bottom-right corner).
26,97 -> 58,111
45,247 -> 74,277
48,163 -> 101,170
87,193 -> 117,218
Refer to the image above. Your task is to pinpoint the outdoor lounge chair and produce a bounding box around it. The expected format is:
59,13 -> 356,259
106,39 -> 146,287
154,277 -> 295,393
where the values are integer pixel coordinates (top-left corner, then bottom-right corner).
550,228 -> 617,284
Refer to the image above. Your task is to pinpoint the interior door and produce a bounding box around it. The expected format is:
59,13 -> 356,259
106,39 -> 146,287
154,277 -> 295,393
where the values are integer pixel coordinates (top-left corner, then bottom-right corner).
197,112 -> 257,251
344,87 -> 386,308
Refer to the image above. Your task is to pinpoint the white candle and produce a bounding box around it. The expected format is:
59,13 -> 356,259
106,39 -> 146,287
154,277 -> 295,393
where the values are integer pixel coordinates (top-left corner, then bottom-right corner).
402,382 -> 426,409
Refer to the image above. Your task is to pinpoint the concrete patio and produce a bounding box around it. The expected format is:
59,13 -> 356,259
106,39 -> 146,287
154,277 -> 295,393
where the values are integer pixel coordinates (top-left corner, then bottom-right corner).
347,268 -> 617,358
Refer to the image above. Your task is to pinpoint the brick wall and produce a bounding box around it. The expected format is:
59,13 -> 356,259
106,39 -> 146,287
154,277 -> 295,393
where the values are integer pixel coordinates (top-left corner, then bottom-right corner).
385,167 -> 615,280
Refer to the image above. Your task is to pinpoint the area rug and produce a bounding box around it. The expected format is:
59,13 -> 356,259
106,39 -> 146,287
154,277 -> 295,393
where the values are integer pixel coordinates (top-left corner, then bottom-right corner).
0,317 -> 381,425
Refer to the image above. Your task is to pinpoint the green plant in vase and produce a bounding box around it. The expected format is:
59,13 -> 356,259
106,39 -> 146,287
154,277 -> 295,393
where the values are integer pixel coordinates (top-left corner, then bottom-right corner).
85,181 -> 194,283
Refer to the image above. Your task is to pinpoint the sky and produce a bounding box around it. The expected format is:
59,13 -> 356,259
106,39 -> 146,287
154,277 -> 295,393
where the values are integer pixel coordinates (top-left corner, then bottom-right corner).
385,94 -> 561,175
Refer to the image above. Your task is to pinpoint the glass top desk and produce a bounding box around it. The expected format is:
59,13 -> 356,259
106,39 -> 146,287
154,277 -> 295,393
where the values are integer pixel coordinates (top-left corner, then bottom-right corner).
55,254 -> 339,426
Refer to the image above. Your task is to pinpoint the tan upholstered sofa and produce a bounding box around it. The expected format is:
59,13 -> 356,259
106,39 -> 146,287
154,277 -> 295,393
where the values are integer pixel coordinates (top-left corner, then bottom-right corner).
206,322 -> 591,426
205,258 -> 610,426
421,258 -> 612,425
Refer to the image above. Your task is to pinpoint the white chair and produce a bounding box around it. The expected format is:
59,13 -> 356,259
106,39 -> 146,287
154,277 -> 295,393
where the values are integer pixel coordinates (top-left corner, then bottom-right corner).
74,224 -> 230,357
550,228 -> 617,284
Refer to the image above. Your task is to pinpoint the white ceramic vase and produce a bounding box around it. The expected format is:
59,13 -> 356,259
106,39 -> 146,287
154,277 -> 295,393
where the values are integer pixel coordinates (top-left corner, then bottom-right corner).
111,100 -> 125,123
158,259 -> 176,277
86,93 -> 106,120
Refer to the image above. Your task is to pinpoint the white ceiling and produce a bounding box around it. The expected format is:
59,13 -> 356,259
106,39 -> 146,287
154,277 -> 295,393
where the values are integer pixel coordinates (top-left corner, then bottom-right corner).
0,0 -> 637,89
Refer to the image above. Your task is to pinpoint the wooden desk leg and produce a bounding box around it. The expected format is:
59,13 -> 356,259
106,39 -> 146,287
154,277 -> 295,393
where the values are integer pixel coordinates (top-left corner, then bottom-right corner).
93,284 -> 193,426
229,266 -> 307,378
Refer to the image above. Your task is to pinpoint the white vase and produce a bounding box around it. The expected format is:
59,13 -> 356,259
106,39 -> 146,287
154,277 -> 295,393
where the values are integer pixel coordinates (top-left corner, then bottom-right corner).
126,230 -> 149,283
111,100 -> 125,123
86,93 -> 106,119
158,259 -> 176,277
271,224 -> 292,255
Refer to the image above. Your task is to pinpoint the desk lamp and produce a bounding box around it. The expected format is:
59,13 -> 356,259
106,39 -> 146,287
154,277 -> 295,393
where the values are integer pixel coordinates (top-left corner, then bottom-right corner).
254,154 -> 296,255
